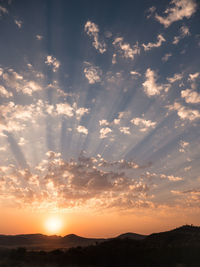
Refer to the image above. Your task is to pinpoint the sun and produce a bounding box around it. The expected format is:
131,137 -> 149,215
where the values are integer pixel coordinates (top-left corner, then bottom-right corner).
44,217 -> 63,235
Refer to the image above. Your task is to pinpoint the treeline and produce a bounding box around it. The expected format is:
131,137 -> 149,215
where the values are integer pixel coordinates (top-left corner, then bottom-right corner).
0,238 -> 200,267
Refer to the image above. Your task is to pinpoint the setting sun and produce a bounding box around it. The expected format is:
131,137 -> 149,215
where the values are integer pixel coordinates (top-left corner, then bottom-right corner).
45,217 -> 63,235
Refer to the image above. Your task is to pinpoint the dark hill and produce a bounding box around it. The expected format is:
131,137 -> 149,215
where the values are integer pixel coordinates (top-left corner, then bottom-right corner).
116,232 -> 146,240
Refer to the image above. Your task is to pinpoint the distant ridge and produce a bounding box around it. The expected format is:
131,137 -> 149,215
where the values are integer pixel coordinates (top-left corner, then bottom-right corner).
116,232 -> 146,240
0,225 -> 199,251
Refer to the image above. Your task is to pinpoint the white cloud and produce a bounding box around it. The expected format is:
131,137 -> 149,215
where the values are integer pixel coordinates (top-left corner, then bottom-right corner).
2,69 -> 43,95
84,21 -> 106,54
113,37 -> 140,60
162,53 -> 172,62
160,174 -> 183,181
188,72 -> 199,81
119,127 -> 130,135
0,85 -> 13,98
45,55 -> 60,72
142,34 -> 166,51
167,102 -> 200,120
100,127 -> 112,139
172,25 -> 190,44
99,119 -> 109,126
131,117 -> 156,132
113,119 -> 120,125
181,89 -> 200,104
56,103 -> 74,117
77,125 -> 88,135
75,107 -> 90,119
84,62 -> 102,84
142,68 -> 164,96
155,0 -> 197,28
167,73 -> 183,83
14,19 -> 23,28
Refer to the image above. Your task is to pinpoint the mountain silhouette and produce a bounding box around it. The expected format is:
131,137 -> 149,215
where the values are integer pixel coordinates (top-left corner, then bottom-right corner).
0,225 -> 199,250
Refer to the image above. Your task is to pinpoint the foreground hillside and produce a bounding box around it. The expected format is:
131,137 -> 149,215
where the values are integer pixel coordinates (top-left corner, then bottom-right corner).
0,225 -> 200,266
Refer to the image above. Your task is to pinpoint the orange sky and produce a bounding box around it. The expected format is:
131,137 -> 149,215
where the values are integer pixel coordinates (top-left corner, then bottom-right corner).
1,206 -> 200,238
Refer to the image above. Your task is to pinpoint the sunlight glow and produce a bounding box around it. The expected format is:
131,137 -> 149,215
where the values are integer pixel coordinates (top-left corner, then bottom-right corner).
45,217 -> 63,234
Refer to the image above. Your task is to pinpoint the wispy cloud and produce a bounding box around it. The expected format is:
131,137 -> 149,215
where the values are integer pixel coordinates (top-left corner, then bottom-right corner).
172,25 -> 190,44
84,62 -> 102,84
142,34 -> 166,51
0,5 -> 8,15
155,0 -> 197,28
113,37 -> 140,60
14,19 -> 23,28
45,55 -> 60,72
162,53 -> 172,62
167,73 -> 183,83
0,85 -> 13,98
84,21 -> 106,54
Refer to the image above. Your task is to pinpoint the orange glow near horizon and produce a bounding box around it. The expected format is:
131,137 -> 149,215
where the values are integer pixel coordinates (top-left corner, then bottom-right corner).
44,216 -> 63,235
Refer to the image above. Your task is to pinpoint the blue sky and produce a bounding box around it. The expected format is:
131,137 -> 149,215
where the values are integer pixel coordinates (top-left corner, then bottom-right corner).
0,0 -> 200,228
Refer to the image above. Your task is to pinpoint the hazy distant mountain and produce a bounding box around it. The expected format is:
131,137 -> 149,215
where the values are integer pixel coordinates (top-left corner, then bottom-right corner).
0,233 -> 104,250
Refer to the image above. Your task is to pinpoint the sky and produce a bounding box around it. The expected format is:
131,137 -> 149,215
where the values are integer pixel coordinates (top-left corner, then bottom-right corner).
0,0 -> 200,237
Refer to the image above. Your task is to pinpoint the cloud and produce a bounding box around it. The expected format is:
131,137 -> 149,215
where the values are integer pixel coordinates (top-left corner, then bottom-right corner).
75,107 -> 90,120
167,73 -> 183,83
146,6 -> 156,19
2,69 -> 43,96
100,127 -> 112,139
162,53 -> 172,62
160,174 -> 183,181
56,103 -> 74,117
14,19 -> 23,28
99,119 -> 109,126
45,55 -> 60,72
131,117 -> 157,132
36,35 -> 43,40
0,5 -> 8,15
155,0 -> 197,28
0,152 -> 152,211
167,102 -> 200,120
84,62 -> 102,84
99,158 -> 139,169
142,68 -> 164,96
181,89 -> 200,104
179,140 -> 189,152
119,127 -> 130,135
130,71 -> 141,78
112,53 -> 117,64
0,85 -> 13,98
145,171 -> 183,182
142,34 -> 166,51
113,37 -> 140,60
84,21 -> 106,54
188,72 -> 199,81
172,25 -> 190,44
77,125 -> 88,135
